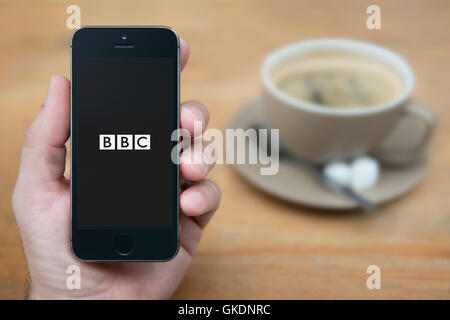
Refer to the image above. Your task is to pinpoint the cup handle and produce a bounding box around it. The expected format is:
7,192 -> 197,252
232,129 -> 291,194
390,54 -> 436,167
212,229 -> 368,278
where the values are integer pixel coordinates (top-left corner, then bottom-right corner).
373,101 -> 436,165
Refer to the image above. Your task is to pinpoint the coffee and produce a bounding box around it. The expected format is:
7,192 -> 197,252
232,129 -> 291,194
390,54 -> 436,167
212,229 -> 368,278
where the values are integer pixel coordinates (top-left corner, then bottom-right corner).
271,50 -> 404,108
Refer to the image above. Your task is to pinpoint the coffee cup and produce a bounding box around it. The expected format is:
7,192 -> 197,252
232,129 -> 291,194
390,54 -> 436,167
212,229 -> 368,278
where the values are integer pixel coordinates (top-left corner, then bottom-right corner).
261,38 -> 435,164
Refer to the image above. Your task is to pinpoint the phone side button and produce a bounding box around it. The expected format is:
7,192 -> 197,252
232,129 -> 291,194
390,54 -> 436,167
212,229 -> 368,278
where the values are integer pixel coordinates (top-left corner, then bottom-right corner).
113,235 -> 135,256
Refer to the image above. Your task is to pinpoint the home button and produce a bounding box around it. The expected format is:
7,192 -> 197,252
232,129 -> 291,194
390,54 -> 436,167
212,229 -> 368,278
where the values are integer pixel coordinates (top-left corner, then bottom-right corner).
113,235 -> 135,256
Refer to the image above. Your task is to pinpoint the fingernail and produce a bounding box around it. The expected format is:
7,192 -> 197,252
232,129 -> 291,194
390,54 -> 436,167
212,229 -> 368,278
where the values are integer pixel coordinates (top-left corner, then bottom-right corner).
184,105 -> 206,130
188,191 -> 206,213
202,153 -> 214,176
203,142 -> 216,166
44,76 -> 55,106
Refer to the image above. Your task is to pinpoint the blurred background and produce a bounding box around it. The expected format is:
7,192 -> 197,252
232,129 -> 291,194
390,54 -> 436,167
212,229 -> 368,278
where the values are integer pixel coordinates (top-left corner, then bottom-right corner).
0,0 -> 449,299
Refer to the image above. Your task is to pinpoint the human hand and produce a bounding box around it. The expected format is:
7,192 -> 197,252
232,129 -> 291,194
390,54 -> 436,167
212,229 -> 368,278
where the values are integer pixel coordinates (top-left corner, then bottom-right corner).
12,39 -> 221,299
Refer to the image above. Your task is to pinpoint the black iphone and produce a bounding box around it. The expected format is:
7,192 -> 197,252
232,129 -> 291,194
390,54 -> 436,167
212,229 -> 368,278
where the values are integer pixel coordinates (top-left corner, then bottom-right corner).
71,27 -> 180,261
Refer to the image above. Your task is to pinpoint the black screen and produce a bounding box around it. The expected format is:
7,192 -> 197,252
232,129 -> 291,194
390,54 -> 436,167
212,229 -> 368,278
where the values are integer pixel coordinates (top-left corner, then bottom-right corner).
76,57 -> 175,227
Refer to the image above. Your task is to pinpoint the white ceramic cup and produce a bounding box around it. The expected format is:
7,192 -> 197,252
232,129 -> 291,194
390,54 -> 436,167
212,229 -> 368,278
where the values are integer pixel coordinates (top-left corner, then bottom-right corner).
261,38 -> 435,164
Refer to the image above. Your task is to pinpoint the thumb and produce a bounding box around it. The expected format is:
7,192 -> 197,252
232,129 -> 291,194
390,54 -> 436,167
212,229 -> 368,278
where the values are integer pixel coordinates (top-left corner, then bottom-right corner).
18,75 -> 70,184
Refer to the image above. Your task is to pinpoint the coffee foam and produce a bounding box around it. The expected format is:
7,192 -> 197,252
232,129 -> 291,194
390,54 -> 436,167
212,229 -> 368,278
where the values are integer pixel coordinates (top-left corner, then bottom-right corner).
271,50 -> 405,108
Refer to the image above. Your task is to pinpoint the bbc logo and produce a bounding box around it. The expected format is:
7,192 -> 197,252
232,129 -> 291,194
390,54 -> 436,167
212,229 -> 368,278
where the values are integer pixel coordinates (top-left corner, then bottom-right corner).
99,134 -> 151,150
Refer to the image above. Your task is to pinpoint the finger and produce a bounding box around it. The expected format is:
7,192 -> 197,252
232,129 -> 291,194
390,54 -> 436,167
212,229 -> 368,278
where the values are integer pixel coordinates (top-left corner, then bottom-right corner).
19,75 -> 70,183
180,179 -> 221,228
180,100 -> 209,138
180,37 -> 190,71
179,213 -> 202,257
25,75 -> 70,148
180,140 -> 216,181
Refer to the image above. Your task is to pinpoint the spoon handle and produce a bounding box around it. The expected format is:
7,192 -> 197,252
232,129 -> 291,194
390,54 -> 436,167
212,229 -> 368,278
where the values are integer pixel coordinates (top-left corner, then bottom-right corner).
286,155 -> 377,212
322,175 -> 377,211
251,124 -> 377,211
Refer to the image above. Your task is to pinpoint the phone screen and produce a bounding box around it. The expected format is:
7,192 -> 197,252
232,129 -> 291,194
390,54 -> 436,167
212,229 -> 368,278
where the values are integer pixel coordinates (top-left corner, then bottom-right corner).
76,57 -> 175,227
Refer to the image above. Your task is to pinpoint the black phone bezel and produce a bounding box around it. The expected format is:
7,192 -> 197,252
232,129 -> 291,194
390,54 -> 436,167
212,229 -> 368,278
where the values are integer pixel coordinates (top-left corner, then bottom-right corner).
70,27 -> 180,261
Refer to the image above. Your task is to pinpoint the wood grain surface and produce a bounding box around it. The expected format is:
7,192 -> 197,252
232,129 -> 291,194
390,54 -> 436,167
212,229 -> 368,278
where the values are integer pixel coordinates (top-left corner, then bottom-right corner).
0,0 -> 449,299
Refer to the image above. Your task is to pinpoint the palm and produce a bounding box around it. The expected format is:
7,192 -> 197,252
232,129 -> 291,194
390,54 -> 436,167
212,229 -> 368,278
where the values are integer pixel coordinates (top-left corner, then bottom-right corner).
19,177 -> 199,299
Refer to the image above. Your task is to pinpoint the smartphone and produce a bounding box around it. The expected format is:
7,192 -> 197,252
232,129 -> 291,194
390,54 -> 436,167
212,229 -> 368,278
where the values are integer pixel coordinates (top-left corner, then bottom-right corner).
71,27 -> 180,261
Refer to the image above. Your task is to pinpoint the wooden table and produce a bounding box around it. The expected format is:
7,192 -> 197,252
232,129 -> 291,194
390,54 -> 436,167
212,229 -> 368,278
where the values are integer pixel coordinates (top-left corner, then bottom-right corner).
1,0 -> 449,299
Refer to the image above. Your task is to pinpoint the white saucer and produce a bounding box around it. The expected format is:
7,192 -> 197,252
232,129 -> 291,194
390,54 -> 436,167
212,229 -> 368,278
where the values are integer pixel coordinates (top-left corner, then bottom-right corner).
229,98 -> 428,210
